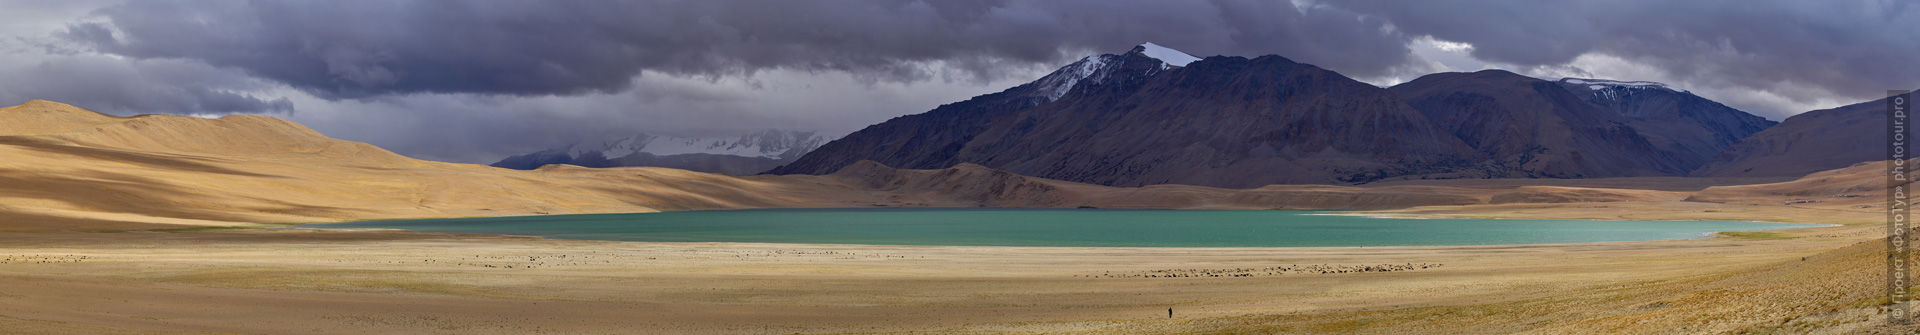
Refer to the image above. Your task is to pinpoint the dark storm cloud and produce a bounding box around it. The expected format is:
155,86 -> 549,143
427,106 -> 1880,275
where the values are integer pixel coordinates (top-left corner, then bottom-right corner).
1328,0 -> 1920,105
59,0 -> 1414,99
0,56 -> 292,116
0,0 -> 291,116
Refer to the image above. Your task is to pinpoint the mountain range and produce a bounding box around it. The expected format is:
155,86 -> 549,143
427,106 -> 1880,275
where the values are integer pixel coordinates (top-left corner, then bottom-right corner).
770,43 -> 1782,187
777,43 -> 1481,188
492,129 -> 831,175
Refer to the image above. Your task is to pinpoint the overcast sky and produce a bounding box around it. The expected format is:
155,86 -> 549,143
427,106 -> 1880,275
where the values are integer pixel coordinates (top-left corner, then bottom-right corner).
1,0 -> 1914,163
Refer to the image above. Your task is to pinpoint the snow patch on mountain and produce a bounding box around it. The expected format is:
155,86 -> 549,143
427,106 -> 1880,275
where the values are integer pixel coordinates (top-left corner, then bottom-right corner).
1562,78 -> 1688,101
1032,55 -> 1114,101
1137,42 -> 1200,68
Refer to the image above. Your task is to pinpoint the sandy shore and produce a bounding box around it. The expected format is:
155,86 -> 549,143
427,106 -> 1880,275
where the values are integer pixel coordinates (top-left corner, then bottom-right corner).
0,211 -> 1891,334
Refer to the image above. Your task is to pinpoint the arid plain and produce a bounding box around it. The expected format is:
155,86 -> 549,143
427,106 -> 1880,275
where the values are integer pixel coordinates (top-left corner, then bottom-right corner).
0,100 -> 1905,334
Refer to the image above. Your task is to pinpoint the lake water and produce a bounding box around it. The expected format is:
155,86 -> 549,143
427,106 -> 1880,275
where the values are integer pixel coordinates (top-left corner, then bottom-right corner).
320,208 -> 1809,247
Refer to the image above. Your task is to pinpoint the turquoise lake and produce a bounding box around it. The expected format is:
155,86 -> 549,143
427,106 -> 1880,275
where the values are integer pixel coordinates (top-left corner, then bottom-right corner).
320,208 -> 1810,247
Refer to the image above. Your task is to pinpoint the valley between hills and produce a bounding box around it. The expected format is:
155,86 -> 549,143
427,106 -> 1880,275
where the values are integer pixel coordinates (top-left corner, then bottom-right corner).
0,98 -> 1907,334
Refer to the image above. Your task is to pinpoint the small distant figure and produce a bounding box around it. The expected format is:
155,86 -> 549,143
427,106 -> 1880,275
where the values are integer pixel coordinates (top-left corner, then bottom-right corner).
1169,307 -> 1173,318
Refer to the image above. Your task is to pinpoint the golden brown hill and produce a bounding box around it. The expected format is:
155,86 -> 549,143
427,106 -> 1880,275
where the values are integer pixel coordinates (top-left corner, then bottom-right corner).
0,100 -> 832,230
1,100 -> 407,163
0,100 -> 121,135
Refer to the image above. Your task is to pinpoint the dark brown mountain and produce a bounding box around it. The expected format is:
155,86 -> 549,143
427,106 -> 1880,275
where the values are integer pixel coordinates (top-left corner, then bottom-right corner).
1693,92 -> 1910,177
1388,70 -> 1772,178
775,45 -> 1777,187
771,44 -> 1480,187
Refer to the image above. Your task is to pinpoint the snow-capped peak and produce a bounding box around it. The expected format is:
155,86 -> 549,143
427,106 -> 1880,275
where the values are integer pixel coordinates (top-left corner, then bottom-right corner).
1025,43 -> 1195,102
1136,42 -> 1200,68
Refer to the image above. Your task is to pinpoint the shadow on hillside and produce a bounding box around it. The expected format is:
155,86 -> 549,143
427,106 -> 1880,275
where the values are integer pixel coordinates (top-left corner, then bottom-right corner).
0,168 -> 315,224
0,136 -> 285,178
0,210 -> 175,232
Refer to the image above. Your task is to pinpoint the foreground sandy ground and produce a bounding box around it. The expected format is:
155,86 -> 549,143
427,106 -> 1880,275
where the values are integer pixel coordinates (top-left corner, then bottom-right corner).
1,100 -> 1913,333
0,207 -> 1899,334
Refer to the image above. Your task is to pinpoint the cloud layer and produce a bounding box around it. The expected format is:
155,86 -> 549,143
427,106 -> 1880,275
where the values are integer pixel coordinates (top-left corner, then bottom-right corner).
0,56 -> 291,116
1327,0 -> 1918,115
59,0 -> 1416,98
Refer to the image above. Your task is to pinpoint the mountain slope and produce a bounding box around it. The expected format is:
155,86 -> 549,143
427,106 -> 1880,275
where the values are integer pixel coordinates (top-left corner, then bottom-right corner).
1388,70 -> 1772,178
773,44 -> 1479,187
1693,92 -> 1908,177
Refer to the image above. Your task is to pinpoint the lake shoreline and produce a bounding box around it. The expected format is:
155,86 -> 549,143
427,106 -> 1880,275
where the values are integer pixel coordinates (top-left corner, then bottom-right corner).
313,208 -> 1814,248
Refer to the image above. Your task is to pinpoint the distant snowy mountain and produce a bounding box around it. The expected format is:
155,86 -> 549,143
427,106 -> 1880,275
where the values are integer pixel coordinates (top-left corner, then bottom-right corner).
562,129 -> 828,160
492,129 -> 833,175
